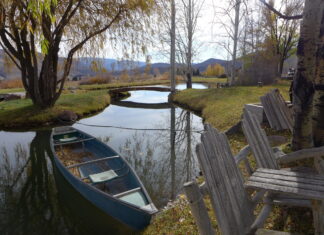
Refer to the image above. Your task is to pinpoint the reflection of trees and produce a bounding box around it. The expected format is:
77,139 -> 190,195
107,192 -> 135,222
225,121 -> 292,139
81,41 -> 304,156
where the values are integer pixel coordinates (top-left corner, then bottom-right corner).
119,132 -> 172,208
118,107 -> 202,208
0,131 -> 70,235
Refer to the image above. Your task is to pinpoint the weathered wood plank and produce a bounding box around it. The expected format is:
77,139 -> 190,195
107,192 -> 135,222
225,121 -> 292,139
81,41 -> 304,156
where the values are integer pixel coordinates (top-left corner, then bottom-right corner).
245,104 -> 265,123
260,89 -> 293,131
245,181 -> 324,200
252,172 -> 324,187
197,125 -> 255,235
277,146 -> 324,164
257,168 -> 324,181
242,110 -> 279,169
245,169 -> 324,200
249,176 -> 324,192
183,181 -> 215,235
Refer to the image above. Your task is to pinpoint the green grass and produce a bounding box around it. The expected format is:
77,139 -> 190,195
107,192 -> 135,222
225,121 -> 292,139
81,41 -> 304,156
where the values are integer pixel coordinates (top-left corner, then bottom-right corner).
0,88 -> 25,94
80,80 -> 171,90
192,76 -> 228,84
173,81 -> 290,131
0,90 -> 110,129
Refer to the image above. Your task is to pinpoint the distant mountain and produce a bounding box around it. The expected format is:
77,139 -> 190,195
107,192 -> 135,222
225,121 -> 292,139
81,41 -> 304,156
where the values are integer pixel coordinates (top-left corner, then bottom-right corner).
193,58 -> 230,72
132,59 -> 232,76
0,48 -> 235,80
70,57 -> 146,76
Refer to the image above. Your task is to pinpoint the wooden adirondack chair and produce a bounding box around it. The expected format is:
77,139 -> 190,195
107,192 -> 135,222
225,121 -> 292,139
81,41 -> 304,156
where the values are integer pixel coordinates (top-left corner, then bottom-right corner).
185,124 -> 324,235
260,89 -> 293,132
241,110 -> 324,169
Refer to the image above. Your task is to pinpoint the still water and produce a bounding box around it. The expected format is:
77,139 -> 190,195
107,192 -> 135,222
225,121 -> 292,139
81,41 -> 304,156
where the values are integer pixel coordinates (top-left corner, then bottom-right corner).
0,84 -> 206,235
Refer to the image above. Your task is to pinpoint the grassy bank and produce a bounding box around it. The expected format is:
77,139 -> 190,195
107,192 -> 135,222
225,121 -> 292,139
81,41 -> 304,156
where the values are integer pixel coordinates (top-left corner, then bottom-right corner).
0,90 -> 110,129
143,80 -> 313,235
173,81 -> 290,131
80,80 -> 171,90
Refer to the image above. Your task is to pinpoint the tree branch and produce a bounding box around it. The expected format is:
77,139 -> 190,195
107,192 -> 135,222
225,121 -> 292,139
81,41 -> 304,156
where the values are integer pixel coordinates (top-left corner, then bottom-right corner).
260,0 -> 303,20
55,7 -> 125,101
0,41 -> 21,70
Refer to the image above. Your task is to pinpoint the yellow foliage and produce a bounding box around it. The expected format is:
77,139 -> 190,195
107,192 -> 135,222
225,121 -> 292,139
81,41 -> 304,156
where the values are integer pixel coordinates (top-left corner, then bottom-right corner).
203,63 -> 225,77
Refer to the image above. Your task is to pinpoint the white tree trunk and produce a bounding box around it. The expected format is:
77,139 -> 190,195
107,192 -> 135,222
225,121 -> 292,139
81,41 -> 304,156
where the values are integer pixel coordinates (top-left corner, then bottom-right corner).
186,0 -> 193,89
312,2 -> 324,234
170,0 -> 176,93
230,0 -> 241,85
292,0 -> 321,150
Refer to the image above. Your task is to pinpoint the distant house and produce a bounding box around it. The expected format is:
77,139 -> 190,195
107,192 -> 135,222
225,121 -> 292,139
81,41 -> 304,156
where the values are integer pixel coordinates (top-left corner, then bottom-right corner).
72,75 -> 83,81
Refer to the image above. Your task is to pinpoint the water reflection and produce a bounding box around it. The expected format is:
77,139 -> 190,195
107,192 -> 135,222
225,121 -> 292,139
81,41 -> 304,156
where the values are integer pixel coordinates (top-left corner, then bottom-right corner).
0,131 -> 67,235
0,132 -> 134,235
117,107 -> 200,208
0,85 -> 204,234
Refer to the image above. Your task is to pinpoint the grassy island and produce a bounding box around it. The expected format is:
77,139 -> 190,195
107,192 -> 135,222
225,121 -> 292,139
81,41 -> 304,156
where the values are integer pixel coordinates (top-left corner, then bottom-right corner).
0,90 -> 110,129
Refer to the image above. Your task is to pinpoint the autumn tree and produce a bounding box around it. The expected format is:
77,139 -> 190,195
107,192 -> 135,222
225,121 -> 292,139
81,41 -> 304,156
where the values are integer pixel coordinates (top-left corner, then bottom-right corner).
0,0 -> 154,108
203,63 -> 225,77
261,0 -> 303,75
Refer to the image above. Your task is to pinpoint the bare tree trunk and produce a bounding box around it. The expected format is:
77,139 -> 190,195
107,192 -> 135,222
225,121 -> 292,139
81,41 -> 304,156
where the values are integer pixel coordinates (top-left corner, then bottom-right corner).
292,0 -> 321,150
278,57 -> 285,76
186,0 -> 193,89
170,0 -> 176,93
230,0 -> 241,86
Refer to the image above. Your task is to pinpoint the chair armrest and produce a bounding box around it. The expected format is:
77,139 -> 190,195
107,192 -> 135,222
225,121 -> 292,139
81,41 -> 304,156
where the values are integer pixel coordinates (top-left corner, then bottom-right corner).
273,147 -> 286,159
277,146 -> 324,164
234,145 -> 251,164
250,204 -> 272,233
267,135 -> 288,146
198,182 -> 209,196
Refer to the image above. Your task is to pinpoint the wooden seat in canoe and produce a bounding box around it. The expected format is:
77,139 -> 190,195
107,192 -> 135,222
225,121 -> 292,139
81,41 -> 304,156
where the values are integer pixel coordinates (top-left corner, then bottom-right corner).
89,170 -> 118,183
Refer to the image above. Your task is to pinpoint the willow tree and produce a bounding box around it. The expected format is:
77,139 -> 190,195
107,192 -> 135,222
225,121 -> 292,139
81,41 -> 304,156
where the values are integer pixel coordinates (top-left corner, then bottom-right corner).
0,0 -> 153,108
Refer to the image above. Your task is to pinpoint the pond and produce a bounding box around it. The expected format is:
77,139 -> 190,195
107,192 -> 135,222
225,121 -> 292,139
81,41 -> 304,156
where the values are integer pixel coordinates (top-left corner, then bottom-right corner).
0,83 -> 206,235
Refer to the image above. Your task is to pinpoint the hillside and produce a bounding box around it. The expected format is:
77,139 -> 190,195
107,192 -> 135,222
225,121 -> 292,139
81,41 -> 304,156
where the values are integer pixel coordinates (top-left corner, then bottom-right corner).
0,49 -> 230,80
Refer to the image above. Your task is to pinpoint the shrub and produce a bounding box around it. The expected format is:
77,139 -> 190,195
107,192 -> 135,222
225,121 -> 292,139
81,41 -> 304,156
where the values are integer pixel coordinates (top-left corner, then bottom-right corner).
203,63 -> 225,77
79,75 -> 112,85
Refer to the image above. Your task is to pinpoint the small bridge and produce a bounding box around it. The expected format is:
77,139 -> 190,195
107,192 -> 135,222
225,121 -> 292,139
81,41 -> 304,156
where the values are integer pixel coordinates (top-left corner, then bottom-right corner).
112,100 -> 173,109
109,86 -> 173,95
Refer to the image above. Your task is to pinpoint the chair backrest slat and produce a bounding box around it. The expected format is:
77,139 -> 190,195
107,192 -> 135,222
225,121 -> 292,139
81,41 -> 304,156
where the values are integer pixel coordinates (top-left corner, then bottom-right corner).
197,124 -> 255,235
242,110 -> 279,169
260,89 -> 293,131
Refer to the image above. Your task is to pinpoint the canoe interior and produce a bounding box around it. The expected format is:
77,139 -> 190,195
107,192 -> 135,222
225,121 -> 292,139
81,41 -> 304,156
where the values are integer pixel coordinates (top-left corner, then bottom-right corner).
53,129 -> 152,211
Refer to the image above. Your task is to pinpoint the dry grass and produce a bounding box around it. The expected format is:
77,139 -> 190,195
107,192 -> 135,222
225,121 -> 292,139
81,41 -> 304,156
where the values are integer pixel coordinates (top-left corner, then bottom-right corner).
0,79 -> 23,89
80,76 -> 112,85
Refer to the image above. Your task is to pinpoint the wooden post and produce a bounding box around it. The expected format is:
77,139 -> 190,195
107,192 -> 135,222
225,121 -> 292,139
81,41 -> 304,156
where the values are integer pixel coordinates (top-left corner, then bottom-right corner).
184,181 -> 215,235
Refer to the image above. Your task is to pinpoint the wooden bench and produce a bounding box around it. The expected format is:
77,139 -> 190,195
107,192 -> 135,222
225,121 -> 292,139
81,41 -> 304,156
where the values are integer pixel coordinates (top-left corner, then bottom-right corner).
260,89 -> 293,131
184,124 -> 324,235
